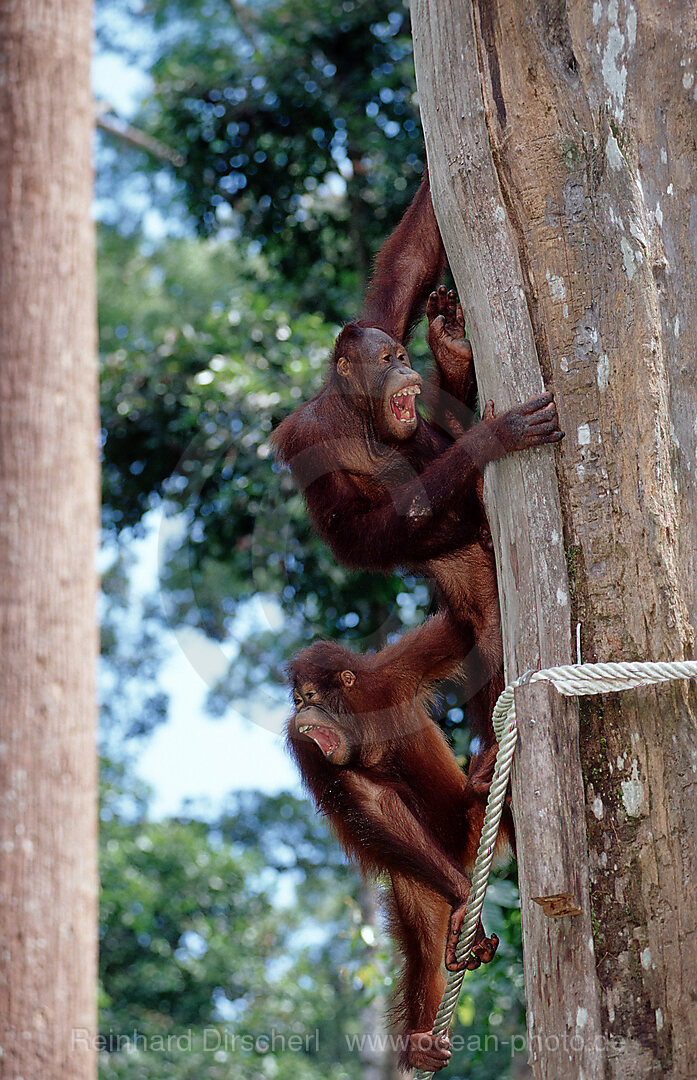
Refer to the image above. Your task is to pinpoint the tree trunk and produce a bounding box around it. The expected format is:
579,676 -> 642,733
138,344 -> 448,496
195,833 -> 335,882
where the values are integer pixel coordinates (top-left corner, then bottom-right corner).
356,881 -> 403,1080
0,4 -> 98,1079
412,1 -> 697,1078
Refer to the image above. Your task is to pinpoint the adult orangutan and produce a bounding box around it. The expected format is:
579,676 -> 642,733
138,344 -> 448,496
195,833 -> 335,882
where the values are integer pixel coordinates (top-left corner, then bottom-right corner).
275,170 -> 562,1068
286,614 -> 511,1072
272,170 -> 564,740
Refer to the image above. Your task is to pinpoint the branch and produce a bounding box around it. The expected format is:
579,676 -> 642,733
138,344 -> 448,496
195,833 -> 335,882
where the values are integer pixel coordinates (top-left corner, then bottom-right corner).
224,0 -> 260,50
95,103 -> 185,168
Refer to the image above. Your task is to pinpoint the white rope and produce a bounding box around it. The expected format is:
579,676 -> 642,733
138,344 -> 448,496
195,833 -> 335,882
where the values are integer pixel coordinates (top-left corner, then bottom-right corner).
413,658 -> 697,1080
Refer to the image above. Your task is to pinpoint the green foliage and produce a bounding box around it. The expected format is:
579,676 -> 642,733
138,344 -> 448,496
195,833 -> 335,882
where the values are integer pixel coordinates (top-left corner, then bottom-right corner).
99,779 -> 375,1080
118,0 -> 423,318
99,226 -> 321,535
96,0 -> 437,685
99,768 -> 525,1080
100,817 -> 267,1031
99,225 -> 436,691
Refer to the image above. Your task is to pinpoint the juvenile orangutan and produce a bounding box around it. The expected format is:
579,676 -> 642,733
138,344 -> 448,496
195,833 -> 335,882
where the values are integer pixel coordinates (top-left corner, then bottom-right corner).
286,614 -> 511,1072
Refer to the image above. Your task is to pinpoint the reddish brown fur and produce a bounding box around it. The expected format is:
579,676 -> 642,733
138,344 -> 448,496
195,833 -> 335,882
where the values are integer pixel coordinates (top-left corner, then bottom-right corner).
273,172 -> 563,744
276,171 -> 562,1070
358,172 -> 445,343
286,614 -> 509,1071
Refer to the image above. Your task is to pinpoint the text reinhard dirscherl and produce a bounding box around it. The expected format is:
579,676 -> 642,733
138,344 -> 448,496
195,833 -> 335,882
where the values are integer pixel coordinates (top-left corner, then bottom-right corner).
72,1027 -> 614,1058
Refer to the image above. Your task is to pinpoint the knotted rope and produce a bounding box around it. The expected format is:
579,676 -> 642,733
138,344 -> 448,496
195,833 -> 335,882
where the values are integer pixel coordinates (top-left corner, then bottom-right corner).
413,658 -> 697,1080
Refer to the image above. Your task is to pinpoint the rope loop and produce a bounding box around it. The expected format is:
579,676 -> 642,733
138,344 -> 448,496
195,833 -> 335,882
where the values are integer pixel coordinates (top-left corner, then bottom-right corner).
413,658 -> 697,1080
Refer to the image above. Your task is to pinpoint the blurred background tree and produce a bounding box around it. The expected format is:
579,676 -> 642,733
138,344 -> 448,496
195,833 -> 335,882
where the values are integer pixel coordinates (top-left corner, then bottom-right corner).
95,1 -> 527,1076
99,0 -> 425,313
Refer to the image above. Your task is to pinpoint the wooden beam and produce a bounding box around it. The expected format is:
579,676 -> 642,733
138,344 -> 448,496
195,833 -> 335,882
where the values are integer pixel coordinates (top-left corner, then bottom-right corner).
411,3 -> 606,1076
515,682 -> 586,916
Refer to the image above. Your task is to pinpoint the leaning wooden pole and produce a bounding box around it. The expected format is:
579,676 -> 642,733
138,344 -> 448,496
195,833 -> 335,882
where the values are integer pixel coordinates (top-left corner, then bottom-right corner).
413,2 -> 697,1078
412,3 -> 604,1076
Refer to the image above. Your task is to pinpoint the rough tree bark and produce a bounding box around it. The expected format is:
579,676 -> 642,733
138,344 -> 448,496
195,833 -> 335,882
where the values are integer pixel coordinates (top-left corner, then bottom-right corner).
0,3 -> 98,1079
412,2 -> 697,1078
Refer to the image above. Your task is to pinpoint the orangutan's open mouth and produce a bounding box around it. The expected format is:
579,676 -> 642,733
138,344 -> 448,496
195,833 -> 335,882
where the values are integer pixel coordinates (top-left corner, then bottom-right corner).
298,724 -> 340,758
389,385 -> 420,424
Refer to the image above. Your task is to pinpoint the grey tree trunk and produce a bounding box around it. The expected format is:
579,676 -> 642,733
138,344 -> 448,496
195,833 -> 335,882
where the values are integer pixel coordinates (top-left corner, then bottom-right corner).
412,1 -> 697,1078
0,3 -> 98,1079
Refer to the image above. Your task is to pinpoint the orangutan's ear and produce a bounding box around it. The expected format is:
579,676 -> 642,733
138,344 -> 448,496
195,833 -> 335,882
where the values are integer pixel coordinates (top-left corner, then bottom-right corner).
340,670 -> 356,688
